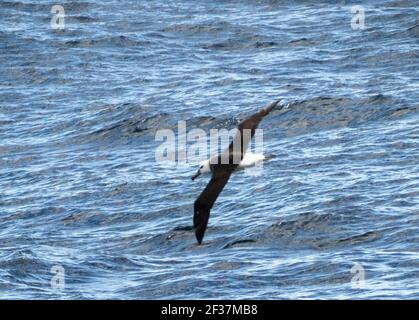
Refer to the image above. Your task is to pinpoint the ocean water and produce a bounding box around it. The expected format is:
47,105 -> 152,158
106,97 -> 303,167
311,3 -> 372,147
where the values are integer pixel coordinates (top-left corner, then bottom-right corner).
0,0 -> 418,299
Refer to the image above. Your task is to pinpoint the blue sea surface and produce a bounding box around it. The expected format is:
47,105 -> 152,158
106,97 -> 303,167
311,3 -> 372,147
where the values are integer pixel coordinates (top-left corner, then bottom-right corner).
0,0 -> 418,299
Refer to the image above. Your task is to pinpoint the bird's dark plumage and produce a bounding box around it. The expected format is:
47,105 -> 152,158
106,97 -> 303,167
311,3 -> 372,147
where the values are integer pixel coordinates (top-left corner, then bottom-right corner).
193,100 -> 280,244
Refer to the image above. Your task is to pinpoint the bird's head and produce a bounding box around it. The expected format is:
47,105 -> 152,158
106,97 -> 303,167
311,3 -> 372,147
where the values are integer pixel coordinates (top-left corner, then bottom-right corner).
191,159 -> 211,181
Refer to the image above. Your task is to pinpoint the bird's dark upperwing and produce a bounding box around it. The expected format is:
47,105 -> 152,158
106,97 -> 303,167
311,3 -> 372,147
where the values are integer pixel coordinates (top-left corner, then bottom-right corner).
193,167 -> 235,244
228,100 -> 280,159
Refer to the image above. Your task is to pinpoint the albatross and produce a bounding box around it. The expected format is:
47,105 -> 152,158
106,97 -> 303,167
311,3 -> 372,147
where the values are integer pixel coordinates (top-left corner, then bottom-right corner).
191,100 -> 283,244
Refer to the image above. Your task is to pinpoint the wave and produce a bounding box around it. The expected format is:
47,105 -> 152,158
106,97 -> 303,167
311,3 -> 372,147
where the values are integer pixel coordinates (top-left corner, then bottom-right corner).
57,94 -> 418,146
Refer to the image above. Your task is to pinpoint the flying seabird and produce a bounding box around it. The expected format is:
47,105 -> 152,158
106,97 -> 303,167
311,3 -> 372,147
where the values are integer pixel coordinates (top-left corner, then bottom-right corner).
191,100 -> 283,244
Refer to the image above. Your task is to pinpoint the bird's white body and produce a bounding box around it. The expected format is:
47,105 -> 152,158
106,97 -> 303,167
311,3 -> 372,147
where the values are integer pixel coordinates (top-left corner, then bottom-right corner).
196,152 -> 266,177
238,152 -> 265,168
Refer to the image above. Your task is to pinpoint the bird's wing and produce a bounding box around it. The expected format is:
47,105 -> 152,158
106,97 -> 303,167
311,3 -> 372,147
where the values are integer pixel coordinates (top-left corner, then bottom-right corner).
193,168 -> 234,244
228,100 -> 280,158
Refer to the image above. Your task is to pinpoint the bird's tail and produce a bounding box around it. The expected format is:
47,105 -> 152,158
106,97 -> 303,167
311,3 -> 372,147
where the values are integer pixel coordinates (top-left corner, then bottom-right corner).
264,153 -> 276,160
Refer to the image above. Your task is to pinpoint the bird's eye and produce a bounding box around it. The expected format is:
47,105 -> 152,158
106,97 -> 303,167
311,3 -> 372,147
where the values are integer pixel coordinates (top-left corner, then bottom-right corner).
200,165 -> 203,169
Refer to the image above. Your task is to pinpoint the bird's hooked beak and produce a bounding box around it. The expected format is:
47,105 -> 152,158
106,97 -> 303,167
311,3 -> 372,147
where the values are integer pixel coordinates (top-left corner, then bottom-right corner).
191,169 -> 201,181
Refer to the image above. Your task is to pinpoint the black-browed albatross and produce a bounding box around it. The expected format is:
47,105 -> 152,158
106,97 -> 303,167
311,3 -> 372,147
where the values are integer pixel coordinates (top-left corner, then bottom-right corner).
191,100 -> 282,244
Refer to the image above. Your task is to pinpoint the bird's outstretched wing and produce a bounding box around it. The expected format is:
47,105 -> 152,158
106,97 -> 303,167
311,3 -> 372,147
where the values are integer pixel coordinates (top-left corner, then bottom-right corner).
227,100 -> 280,159
194,169 -> 233,244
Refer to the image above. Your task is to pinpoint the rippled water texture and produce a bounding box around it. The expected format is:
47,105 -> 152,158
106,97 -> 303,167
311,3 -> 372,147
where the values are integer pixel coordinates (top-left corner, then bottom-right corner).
0,0 -> 418,299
